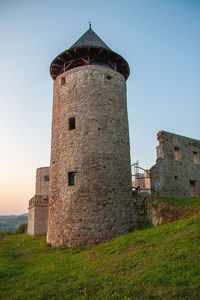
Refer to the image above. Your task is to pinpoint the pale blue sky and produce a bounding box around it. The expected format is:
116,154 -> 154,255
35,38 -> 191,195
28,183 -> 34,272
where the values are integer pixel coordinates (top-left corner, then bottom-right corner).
0,0 -> 199,214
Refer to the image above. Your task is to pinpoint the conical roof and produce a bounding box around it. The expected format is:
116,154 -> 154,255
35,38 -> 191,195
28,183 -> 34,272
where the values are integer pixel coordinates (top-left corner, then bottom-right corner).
50,27 -> 130,81
70,27 -> 110,50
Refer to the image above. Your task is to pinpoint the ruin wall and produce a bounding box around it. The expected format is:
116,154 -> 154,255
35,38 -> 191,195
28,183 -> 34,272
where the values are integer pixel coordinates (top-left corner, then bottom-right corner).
150,131 -> 200,198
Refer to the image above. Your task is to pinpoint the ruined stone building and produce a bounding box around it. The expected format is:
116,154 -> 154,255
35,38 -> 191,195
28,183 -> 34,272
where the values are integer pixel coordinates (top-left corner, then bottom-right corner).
150,131 -> 200,198
27,167 -> 49,235
46,26 -> 135,247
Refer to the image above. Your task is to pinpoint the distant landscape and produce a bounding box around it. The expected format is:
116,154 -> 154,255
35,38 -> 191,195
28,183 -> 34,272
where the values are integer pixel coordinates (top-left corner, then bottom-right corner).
0,214 -> 28,232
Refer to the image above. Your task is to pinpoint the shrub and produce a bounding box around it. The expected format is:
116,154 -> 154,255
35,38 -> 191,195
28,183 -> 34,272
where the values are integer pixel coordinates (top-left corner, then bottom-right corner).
136,218 -> 152,230
0,230 -> 10,236
14,223 -> 27,234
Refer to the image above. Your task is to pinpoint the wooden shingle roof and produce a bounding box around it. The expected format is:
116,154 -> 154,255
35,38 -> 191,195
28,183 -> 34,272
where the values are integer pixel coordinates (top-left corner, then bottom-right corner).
70,27 -> 110,50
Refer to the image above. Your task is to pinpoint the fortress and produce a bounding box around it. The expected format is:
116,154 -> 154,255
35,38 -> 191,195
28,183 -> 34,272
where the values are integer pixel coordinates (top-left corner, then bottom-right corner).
27,27 -> 200,244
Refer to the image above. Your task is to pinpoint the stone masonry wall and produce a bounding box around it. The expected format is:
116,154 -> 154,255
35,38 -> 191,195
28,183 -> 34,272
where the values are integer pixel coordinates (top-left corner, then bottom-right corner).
34,204 -> 49,235
150,131 -> 200,198
27,196 -> 49,235
133,197 -> 200,227
27,167 -> 49,236
36,167 -> 50,197
27,205 -> 35,236
47,65 -> 135,247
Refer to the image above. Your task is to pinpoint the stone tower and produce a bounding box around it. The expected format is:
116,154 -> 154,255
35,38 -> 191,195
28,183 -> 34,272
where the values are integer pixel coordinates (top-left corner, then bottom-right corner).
28,167 -> 49,235
47,26 -> 134,247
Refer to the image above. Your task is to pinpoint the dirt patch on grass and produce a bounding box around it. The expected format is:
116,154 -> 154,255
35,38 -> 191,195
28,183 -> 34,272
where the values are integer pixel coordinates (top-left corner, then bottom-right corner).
15,251 -> 28,257
88,250 -> 96,258
190,235 -> 200,241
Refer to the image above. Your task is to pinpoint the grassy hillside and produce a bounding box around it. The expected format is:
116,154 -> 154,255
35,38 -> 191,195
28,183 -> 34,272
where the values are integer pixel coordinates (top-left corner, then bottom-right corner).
0,216 -> 200,300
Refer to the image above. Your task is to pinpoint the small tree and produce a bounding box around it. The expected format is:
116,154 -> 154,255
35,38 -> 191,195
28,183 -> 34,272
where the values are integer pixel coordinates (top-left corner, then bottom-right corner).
14,223 -> 27,234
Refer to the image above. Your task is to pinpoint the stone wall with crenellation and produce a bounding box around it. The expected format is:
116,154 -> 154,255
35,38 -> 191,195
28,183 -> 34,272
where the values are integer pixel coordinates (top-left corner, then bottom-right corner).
27,167 -> 49,235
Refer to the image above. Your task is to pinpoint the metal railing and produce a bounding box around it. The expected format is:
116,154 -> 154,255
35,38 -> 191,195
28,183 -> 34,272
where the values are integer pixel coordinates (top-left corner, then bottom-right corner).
131,161 -> 151,196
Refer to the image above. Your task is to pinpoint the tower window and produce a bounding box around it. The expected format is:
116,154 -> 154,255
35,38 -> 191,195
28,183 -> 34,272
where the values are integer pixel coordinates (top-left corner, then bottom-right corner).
69,117 -> 75,130
44,175 -> 49,182
61,77 -> 65,85
68,172 -> 75,186
193,152 -> 199,164
174,147 -> 181,161
106,75 -> 112,80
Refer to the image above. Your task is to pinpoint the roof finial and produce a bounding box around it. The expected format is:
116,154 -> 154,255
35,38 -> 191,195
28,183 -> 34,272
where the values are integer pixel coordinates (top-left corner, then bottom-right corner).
89,21 -> 91,29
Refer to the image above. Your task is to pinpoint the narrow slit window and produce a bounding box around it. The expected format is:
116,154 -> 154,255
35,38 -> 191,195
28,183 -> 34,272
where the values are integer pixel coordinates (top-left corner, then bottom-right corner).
193,152 -> 199,164
61,77 -> 65,85
69,117 -> 75,130
174,147 -> 181,161
68,172 -> 75,186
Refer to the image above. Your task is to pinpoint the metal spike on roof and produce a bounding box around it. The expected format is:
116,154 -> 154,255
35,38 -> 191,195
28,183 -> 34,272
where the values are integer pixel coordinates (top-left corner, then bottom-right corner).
70,27 -> 110,50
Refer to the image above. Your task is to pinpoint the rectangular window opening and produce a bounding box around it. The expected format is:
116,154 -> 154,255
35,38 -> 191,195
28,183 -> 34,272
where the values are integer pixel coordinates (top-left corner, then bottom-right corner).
174,147 -> 181,161
190,180 -> 196,198
44,175 -> 49,182
69,117 -> 75,130
193,152 -> 199,165
68,172 -> 75,186
61,77 -> 65,85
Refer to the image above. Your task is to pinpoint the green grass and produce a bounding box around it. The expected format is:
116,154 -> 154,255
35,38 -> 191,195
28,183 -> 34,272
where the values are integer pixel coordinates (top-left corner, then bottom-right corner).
0,216 -> 200,299
151,196 -> 200,219
152,196 -> 200,207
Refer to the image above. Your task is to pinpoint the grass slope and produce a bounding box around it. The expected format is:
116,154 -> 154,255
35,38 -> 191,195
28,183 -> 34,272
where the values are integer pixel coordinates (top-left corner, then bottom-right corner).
152,196 -> 200,222
0,216 -> 200,300
153,196 -> 200,207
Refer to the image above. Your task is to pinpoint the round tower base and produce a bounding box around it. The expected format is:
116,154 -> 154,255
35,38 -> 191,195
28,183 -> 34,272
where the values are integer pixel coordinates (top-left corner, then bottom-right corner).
47,66 -> 135,247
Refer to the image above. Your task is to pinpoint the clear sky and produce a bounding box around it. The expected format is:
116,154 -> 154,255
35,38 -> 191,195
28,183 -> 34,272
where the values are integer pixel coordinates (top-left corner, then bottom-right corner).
0,0 -> 199,214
